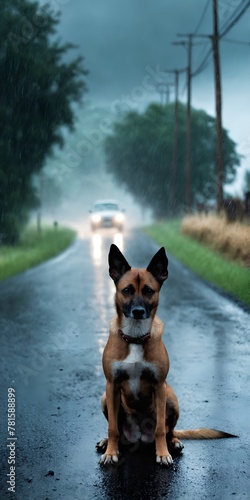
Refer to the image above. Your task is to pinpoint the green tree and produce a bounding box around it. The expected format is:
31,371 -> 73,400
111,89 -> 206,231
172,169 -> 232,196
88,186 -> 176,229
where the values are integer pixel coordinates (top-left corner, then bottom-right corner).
104,102 -> 240,217
0,0 -> 88,243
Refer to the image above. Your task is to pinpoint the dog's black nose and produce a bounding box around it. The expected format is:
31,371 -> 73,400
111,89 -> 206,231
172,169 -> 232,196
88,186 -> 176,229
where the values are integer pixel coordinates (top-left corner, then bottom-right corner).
132,307 -> 146,319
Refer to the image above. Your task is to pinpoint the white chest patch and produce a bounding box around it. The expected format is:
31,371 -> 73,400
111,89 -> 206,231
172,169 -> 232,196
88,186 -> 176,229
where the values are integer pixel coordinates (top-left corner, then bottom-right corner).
112,344 -> 158,398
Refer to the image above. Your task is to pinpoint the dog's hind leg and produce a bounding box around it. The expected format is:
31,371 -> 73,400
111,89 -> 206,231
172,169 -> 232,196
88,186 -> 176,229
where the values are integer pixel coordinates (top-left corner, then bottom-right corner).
101,391 -> 108,420
165,384 -> 184,455
96,437 -> 108,453
96,392 -> 108,452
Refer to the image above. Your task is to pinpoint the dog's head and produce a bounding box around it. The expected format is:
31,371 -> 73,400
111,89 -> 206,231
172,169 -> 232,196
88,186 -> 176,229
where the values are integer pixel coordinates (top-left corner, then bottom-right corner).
108,244 -> 168,321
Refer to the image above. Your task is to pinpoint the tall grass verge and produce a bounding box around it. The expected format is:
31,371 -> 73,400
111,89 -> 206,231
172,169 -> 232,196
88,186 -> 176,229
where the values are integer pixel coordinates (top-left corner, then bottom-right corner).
181,214 -> 250,267
144,220 -> 250,307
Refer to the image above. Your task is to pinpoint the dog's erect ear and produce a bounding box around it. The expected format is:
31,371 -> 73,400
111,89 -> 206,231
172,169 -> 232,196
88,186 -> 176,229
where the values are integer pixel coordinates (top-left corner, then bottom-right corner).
146,247 -> 168,284
108,244 -> 131,283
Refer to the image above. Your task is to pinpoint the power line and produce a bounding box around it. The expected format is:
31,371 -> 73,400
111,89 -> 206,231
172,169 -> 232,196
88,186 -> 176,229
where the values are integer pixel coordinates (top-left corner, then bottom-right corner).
192,46 -> 213,77
222,37 -> 250,45
220,0 -> 250,36
192,39 -> 211,79
194,0 -> 210,34
171,0 -> 250,211
192,0 -> 250,209
192,0 -> 250,78
219,0 -> 249,34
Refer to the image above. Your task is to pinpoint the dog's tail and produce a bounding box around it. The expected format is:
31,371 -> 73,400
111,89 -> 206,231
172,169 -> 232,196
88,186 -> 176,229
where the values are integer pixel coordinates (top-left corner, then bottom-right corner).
173,428 -> 237,440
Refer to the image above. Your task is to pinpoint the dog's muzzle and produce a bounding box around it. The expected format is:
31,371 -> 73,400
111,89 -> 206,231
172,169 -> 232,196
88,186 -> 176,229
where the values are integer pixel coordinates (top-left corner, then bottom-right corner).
122,299 -> 151,319
131,306 -> 147,320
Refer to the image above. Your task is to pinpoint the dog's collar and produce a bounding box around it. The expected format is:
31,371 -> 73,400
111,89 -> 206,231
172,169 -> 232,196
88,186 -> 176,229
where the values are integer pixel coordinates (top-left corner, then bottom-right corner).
118,329 -> 151,344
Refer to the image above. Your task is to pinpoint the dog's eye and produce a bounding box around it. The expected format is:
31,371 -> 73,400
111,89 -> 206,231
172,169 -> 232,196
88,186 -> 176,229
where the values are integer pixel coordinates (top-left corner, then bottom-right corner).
142,286 -> 155,297
122,285 -> 134,296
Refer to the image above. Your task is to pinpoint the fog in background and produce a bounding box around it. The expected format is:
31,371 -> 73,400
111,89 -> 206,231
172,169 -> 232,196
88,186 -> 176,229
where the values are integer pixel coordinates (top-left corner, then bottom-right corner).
39,0 -> 250,229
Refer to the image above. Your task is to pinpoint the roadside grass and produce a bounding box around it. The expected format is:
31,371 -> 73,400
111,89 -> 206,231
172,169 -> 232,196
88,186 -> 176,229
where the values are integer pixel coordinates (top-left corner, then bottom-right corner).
144,220 -> 250,307
0,226 -> 76,282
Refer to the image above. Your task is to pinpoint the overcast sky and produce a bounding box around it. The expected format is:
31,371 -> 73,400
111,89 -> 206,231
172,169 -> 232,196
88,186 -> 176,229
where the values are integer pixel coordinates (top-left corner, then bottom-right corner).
49,0 -> 250,192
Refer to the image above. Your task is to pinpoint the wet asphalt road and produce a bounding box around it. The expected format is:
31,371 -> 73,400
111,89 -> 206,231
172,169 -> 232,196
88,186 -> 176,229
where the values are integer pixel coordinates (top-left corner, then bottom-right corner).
0,228 -> 249,500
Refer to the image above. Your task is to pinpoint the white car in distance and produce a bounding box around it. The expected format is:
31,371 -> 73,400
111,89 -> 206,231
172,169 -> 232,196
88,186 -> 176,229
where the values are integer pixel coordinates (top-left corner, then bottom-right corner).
89,199 -> 125,231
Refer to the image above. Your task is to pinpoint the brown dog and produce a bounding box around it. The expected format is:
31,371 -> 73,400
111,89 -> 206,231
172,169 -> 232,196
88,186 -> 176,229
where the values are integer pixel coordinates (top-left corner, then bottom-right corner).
97,244 -> 235,466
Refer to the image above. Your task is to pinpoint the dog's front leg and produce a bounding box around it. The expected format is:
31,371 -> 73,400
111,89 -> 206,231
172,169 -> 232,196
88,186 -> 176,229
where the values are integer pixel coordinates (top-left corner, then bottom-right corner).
99,381 -> 120,465
155,384 -> 173,466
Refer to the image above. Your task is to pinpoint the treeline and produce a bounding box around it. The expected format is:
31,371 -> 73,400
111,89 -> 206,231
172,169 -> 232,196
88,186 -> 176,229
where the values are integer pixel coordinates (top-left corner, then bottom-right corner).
104,103 -> 240,217
0,0 -> 88,243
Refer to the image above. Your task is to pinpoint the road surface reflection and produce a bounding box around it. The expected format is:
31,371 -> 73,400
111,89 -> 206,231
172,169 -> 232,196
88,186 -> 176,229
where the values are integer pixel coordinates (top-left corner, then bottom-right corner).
89,230 -> 124,371
91,230 -> 124,266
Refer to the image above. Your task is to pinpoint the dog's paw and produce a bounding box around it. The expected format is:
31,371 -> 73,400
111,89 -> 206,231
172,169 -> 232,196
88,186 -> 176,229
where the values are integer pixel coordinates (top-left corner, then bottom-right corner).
96,438 -> 108,453
169,439 -> 184,455
173,440 -> 184,453
99,452 -> 120,466
156,454 -> 173,466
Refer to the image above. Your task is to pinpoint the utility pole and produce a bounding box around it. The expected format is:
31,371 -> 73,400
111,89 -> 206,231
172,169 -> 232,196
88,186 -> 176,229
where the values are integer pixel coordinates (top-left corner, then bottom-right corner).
173,35 -> 194,212
165,68 -> 186,214
189,21 -> 224,212
194,2 -> 223,211
212,0 -> 223,212
165,70 -> 179,213
186,35 -> 192,212
165,82 -> 174,105
155,82 -> 174,106
175,1 -> 250,213
156,83 -> 165,106
172,70 -> 179,214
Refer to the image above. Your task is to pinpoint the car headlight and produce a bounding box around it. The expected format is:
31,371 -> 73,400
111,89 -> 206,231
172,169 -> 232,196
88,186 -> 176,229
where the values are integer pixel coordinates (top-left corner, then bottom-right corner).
92,214 -> 102,223
114,213 -> 124,223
